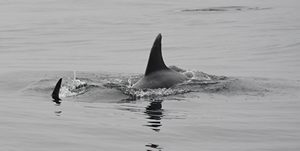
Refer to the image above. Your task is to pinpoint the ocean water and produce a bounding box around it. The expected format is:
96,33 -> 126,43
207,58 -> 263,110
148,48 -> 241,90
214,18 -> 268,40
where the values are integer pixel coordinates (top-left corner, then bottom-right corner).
0,0 -> 300,150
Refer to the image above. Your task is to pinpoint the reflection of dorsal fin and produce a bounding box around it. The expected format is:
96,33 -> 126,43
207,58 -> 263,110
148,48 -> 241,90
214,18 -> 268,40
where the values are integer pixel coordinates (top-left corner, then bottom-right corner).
52,78 -> 62,101
145,33 -> 169,76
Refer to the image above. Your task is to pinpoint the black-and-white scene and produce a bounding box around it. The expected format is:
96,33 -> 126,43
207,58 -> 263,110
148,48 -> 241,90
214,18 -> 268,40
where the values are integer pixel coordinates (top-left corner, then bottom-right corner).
0,0 -> 299,150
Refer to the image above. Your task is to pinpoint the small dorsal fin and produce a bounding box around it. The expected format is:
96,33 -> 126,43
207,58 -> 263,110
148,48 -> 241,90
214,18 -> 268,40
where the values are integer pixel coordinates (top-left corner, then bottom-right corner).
52,78 -> 62,101
145,33 -> 169,76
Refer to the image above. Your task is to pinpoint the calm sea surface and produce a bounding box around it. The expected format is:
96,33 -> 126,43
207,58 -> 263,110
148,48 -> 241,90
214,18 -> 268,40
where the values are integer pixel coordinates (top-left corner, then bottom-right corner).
0,0 -> 300,150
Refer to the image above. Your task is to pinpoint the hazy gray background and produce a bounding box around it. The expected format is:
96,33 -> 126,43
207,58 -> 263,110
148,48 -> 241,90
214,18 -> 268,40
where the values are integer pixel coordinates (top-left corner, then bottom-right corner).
1,0 -> 299,79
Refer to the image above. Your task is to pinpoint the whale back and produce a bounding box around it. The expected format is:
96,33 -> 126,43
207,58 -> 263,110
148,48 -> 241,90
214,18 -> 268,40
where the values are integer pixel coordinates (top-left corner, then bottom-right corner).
145,33 -> 169,76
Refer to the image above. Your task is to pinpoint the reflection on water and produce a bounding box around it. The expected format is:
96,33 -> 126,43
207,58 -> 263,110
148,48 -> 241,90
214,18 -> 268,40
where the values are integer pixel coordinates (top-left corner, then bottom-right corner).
146,143 -> 163,151
144,100 -> 164,132
118,100 -> 164,150
53,99 -> 61,105
145,100 -> 164,151
54,110 -> 62,116
53,99 -> 62,116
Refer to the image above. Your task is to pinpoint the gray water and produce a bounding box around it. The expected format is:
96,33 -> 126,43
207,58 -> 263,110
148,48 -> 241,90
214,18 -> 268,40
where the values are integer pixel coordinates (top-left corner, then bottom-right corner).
1,0 -> 300,150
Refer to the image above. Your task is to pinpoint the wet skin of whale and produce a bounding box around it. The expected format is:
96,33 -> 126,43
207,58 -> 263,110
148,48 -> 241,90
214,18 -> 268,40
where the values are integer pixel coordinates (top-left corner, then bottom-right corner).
132,34 -> 188,89
51,34 -> 188,100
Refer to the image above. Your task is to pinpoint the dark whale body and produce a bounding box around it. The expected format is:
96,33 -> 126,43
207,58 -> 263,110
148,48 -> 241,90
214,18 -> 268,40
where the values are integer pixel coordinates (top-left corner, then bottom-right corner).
132,34 -> 187,89
52,78 -> 62,104
51,34 -> 187,99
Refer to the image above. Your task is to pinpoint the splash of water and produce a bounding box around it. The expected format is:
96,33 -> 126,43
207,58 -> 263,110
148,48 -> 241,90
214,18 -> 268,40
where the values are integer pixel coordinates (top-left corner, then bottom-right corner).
105,66 -> 227,99
59,71 -> 88,98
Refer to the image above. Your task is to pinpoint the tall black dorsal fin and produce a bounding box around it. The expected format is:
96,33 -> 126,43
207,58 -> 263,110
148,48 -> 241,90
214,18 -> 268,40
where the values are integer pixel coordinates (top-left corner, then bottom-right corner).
145,33 -> 169,76
52,78 -> 62,101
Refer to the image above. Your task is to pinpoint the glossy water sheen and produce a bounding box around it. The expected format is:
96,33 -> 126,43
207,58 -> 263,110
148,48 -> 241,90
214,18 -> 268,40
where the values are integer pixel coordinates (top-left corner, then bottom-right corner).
0,0 -> 300,150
